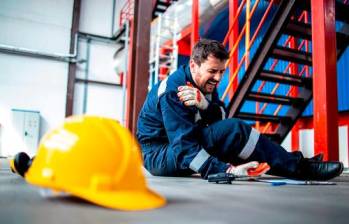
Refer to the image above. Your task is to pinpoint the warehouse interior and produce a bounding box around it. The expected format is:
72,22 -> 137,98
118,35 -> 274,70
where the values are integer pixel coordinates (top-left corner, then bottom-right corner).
1,0 -> 349,223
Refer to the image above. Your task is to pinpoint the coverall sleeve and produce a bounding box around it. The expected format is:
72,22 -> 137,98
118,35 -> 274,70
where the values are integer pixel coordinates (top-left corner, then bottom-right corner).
199,101 -> 227,125
159,91 -> 229,179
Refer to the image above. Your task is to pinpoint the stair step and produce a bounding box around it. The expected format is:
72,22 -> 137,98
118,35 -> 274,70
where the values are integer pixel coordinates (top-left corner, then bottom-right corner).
246,92 -> 305,106
259,70 -> 312,87
237,112 -> 292,124
155,8 -> 167,13
152,0 -> 177,19
284,21 -> 312,40
284,19 -> 349,44
271,46 -> 312,66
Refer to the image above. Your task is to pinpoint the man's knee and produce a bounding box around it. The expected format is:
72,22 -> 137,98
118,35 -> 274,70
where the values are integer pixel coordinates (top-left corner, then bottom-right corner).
200,118 -> 255,163
144,165 -> 170,176
225,118 -> 251,134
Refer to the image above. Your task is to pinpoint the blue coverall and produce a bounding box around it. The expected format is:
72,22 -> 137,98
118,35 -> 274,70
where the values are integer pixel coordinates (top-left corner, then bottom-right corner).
137,65 -> 302,179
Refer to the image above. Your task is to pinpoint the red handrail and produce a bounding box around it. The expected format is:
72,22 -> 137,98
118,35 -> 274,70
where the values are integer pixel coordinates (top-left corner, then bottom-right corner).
221,0 -> 275,101
248,0 -> 274,51
223,0 -> 247,46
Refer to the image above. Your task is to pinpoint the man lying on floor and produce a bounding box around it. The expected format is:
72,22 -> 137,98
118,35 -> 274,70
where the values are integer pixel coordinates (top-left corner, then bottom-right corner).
136,38 -> 343,180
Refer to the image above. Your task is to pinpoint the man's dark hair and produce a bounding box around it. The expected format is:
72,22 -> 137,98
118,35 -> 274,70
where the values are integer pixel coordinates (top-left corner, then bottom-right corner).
191,39 -> 229,66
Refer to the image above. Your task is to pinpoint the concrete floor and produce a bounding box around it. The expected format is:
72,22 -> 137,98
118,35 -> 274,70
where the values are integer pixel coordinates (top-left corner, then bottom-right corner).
1,158 -> 349,224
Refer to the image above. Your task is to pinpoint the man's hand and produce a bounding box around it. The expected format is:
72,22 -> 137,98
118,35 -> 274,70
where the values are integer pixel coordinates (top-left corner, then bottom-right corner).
226,161 -> 270,177
177,83 -> 209,110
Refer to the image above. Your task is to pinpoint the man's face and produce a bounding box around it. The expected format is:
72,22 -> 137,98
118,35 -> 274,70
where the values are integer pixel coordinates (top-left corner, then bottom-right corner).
189,55 -> 226,94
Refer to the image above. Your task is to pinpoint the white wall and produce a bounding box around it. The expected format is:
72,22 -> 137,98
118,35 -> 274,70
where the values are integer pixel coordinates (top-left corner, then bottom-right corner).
0,0 -> 73,53
73,39 -> 124,122
0,54 -> 69,156
76,40 -> 121,83
299,127 -> 349,167
76,0 -> 128,124
0,0 -> 73,156
281,132 -> 292,152
74,83 -> 124,121
0,0 -> 126,156
80,0 -> 116,37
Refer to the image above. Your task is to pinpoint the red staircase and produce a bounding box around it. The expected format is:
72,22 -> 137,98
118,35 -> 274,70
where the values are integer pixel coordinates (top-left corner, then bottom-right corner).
223,0 -> 349,143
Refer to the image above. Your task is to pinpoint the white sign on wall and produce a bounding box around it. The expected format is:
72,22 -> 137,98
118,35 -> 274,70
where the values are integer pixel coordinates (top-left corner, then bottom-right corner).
11,109 -> 40,157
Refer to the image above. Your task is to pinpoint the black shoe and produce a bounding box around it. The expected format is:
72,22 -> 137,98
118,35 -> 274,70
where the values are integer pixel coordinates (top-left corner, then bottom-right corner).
10,152 -> 32,177
309,153 -> 324,162
295,160 -> 344,181
292,151 -> 324,162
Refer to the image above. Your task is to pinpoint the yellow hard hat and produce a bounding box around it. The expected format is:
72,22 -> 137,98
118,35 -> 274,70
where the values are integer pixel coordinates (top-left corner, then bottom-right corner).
25,115 -> 166,210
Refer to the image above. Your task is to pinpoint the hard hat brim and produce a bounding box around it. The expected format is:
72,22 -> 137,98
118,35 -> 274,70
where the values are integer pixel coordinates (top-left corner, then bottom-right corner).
26,172 -> 166,211
70,187 -> 166,211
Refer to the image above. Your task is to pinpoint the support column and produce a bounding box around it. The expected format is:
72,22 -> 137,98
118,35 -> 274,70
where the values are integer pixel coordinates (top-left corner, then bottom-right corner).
126,0 -> 152,134
290,37 -> 299,151
191,0 -> 199,50
229,0 -> 239,96
66,0 -> 81,116
291,121 -> 300,152
311,0 -> 339,161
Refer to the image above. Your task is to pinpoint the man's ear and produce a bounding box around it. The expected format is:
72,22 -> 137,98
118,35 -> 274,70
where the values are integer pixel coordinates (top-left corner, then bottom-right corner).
189,59 -> 198,74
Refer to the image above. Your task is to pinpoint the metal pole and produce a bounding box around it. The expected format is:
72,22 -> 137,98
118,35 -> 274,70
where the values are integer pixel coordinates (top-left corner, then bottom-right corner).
111,0 -> 116,36
122,21 -> 129,126
172,14 -> 178,73
229,0 -> 239,97
191,0 -> 199,50
82,39 -> 91,113
126,0 -> 152,134
245,0 -> 250,69
66,0 -> 81,117
311,0 -> 339,160
155,14 -> 162,85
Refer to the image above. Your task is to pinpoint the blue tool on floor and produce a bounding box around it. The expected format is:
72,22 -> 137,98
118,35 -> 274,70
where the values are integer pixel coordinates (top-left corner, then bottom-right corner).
257,179 -> 336,186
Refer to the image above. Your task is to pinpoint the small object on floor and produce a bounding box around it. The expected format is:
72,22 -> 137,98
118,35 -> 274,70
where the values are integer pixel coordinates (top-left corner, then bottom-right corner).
208,173 -> 237,184
257,179 -> 336,186
210,162 -> 271,184
9,152 -> 32,177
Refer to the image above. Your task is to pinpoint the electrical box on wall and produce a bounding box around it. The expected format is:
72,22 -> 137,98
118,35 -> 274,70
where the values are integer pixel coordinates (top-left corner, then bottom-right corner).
11,109 -> 40,157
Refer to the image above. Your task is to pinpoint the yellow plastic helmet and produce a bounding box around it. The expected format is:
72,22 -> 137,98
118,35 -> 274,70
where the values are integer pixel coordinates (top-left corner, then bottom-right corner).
25,115 -> 166,210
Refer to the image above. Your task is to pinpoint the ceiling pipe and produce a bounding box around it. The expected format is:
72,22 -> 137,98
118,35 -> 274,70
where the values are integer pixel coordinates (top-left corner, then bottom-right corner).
0,34 -> 79,63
